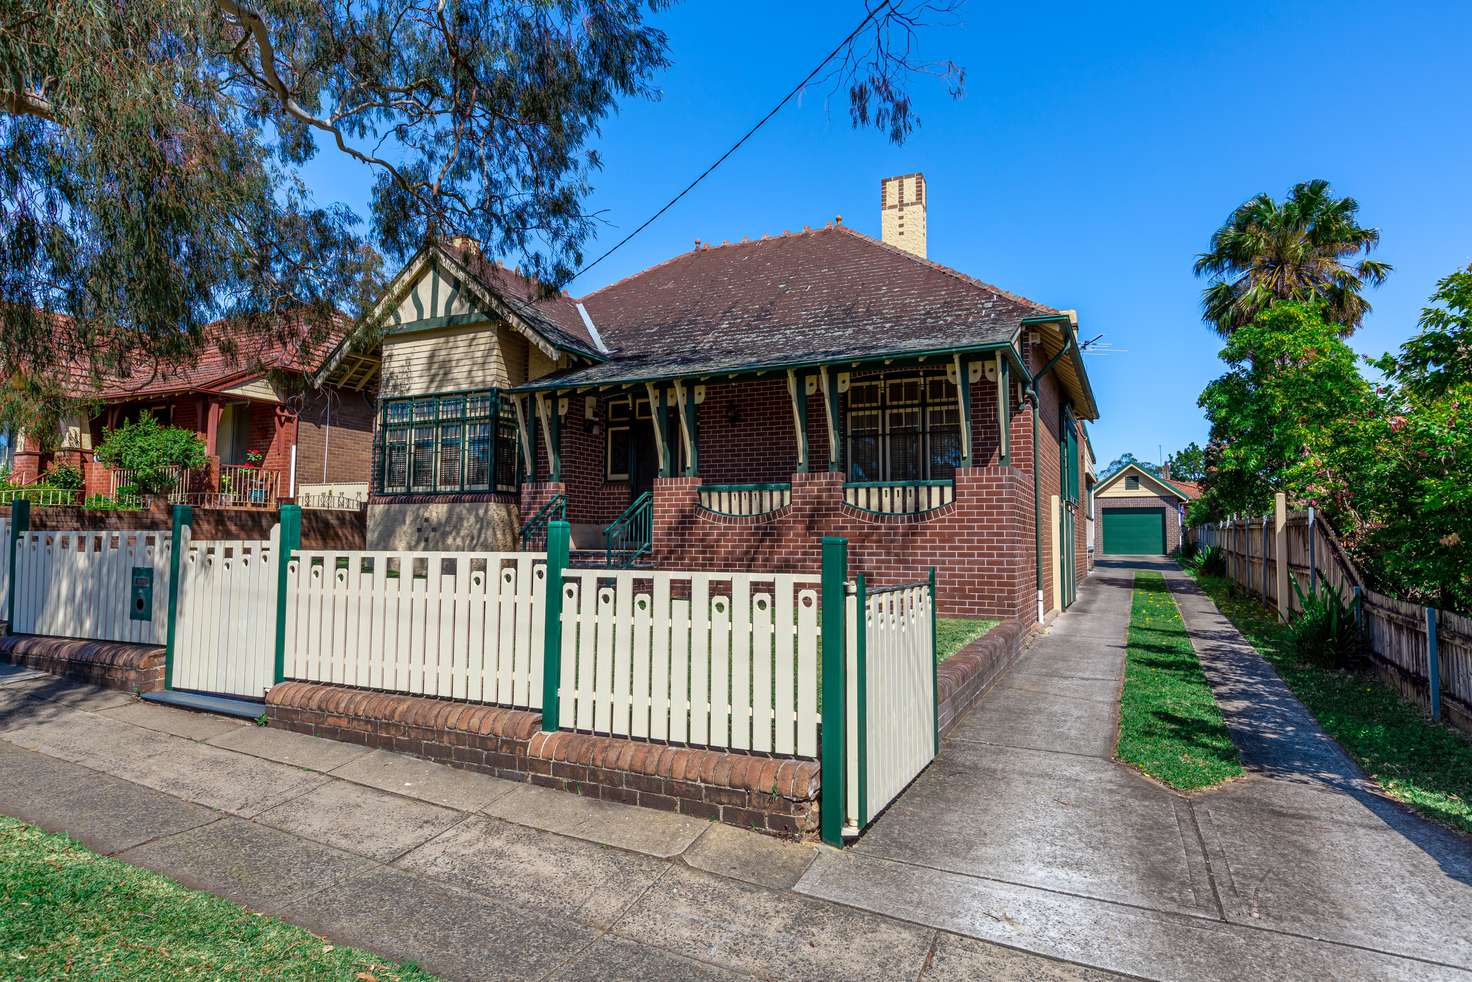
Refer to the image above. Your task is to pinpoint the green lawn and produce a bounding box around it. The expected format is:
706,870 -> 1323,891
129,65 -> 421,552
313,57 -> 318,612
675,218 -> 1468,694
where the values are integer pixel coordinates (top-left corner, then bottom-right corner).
937,617 -> 1000,663
1116,571 -> 1245,790
0,816 -> 437,980
1190,572 -> 1472,835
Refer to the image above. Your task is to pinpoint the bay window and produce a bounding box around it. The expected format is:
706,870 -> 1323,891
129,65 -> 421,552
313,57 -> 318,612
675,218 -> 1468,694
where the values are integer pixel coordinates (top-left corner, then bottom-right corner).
376,389 -> 518,494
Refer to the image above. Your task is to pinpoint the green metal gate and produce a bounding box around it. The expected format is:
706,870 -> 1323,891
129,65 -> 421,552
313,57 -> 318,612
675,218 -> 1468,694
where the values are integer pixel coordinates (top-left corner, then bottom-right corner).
1102,508 -> 1166,555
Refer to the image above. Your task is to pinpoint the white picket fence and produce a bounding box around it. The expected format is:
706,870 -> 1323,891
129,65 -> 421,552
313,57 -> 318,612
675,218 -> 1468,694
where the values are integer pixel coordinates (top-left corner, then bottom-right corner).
171,527 -> 279,699
284,550 -> 547,706
848,582 -> 937,828
557,570 -> 823,757
0,516 -> 10,619
10,529 -> 172,644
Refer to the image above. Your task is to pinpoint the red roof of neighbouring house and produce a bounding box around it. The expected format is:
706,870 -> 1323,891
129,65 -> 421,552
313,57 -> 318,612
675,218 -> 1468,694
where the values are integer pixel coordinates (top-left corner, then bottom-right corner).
52,309 -> 349,402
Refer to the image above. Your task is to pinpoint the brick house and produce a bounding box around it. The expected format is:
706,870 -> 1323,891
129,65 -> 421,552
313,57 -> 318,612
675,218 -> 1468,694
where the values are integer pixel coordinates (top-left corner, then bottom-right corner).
334,173 -> 1099,624
1093,463 -> 1199,556
7,315 -> 377,508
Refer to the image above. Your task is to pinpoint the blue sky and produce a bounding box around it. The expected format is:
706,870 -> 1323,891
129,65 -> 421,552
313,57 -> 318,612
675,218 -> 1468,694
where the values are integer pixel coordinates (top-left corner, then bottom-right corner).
303,0 -> 1472,469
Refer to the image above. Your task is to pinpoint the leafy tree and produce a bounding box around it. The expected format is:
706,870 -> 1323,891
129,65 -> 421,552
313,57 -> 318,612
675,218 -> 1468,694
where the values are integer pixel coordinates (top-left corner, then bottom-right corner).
1194,302 -> 1375,527
1101,452 -> 1159,478
0,0 -> 962,437
1374,263 -> 1472,399
1194,297 -> 1471,613
1193,179 -> 1391,337
94,413 -> 207,495
1165,442 -> 1206,482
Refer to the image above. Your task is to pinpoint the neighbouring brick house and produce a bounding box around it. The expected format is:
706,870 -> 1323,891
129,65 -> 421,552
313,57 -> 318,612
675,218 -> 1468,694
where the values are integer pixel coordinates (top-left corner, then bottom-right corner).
332,173 -> 1099,623
7,315 -> 377,508
1093,463 -> 1199,556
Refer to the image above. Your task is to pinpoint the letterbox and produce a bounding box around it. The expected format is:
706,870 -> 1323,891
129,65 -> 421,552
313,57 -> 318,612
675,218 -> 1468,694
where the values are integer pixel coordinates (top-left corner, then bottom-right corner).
130,567 -> 154,622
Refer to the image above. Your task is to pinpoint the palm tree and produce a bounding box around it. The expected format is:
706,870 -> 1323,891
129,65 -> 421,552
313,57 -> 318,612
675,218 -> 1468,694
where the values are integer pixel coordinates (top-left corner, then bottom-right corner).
1194,179 -> 1391,336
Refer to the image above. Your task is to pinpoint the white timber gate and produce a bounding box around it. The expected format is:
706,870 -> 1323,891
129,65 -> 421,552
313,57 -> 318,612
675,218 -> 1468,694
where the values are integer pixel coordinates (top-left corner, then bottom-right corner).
847,579 -> 937,833
10,529 -> 172,644
170,526 -> 280,699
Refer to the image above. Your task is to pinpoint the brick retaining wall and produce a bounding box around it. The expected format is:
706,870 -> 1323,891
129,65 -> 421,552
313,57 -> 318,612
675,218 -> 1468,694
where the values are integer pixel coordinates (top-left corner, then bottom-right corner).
935,620 -> 1031,737
266,683 -> 821,837
0,635 -> 165,693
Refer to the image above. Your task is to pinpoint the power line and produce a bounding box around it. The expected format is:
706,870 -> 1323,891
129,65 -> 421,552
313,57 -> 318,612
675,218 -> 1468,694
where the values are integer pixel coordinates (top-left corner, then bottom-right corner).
569,1 -> 894,284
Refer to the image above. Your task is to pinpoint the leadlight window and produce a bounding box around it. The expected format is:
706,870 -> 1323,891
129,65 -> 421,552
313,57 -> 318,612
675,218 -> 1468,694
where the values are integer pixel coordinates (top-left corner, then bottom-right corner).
376,389 -> 518,495
846,373 -> 962,482
606,398 -> 632,480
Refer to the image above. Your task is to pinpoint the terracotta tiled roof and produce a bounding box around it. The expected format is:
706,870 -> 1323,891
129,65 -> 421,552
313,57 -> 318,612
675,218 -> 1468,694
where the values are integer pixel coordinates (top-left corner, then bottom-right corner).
57,310 -> 348,401
528,224 -> 1055,388
440,243 -> 601,356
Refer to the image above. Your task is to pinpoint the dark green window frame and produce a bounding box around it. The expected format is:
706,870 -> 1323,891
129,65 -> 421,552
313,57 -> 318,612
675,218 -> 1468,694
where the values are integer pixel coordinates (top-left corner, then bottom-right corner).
375,388 -> 519,495
844,371 -> 961,483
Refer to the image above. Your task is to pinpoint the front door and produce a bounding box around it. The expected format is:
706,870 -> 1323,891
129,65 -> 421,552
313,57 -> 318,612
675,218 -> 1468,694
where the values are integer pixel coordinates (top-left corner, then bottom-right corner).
629,428 -> 658,501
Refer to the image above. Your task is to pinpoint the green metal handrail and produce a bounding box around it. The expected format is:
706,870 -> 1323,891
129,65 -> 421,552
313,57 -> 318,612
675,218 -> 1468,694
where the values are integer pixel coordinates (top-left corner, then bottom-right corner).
603,492 -> 653,567
519,493 -> 566,551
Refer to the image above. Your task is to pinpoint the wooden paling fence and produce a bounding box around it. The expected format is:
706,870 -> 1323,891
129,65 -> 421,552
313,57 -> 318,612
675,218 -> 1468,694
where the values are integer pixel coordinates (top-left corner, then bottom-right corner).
284,550 -> 547,708
557,569 -> 822,757
1193,493 -> 1472,734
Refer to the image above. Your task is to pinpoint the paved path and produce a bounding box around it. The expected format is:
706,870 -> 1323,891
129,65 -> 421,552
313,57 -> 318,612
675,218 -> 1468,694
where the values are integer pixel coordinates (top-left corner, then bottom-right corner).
795,558 -> 1472,982
0,661 -> 1114,982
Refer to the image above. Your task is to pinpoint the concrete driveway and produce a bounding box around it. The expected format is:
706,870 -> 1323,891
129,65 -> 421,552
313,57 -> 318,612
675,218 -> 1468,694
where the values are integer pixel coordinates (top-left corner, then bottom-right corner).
795,558 -> 1472,981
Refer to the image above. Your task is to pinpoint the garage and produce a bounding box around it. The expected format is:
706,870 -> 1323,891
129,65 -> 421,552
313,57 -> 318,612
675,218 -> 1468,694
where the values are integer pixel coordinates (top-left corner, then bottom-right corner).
1102,508 -> 1165,555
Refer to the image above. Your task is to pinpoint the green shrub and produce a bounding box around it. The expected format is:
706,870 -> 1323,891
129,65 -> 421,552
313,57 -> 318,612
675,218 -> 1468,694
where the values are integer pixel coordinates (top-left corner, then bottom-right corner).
82,494 -> 143,511
1289,577 -> 1361,668
94,412 -> 206,495
44,463 -> 84,490
1198,545 -> 1227,577
1178,539 -> 1200,562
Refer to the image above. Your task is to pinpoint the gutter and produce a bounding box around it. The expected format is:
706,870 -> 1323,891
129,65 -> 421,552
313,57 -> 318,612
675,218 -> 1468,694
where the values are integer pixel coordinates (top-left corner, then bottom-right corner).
508,339 -> 1030,394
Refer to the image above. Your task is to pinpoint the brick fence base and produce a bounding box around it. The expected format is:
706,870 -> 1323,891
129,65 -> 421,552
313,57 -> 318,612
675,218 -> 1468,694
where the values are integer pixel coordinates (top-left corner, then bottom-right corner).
0,635 -> 165,693
266,683 -> 821,838
935,621 -> 1031,737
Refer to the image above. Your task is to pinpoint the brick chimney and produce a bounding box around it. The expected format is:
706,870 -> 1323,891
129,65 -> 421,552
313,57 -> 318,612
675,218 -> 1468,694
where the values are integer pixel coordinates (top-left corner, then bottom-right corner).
880,173 -> 927,259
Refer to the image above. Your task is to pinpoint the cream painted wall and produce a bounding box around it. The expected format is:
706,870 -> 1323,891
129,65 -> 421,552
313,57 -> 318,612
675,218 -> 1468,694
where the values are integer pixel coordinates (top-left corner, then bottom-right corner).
381,321 -> 529,397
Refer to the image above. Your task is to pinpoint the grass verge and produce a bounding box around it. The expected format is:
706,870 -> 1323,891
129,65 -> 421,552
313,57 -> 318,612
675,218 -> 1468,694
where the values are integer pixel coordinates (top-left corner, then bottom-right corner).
1116,571 -> 1245,790
0,815 -> 437,980
1190,571 -> 1472,834
937,618 -> 1000,663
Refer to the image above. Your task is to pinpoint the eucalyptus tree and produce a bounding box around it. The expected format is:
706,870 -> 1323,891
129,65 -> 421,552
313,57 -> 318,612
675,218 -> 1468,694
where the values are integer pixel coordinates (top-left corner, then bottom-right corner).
0,0 -> 961,439
1194,179 -> 1391,336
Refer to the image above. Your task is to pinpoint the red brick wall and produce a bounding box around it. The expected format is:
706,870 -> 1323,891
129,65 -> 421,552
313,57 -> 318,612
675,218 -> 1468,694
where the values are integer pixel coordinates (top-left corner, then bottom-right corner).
294,386 -> 376,488
650,469 -> 1033,620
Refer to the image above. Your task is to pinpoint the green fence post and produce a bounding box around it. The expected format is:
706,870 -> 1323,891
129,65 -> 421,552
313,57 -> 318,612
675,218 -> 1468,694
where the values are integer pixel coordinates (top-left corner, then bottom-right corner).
930,565 -> 940,755
162,504 -> 193,690
854,573 -> 868,830
1426,606 -> 1441,723
272,505 -> 302,685
820,536 -> 848,847
7,499 -> 29,628
541,519 -> 570,731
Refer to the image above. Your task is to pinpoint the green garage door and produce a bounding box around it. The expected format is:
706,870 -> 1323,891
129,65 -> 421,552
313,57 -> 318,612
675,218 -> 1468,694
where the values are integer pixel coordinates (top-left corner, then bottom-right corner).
1103,508 -> 1165,555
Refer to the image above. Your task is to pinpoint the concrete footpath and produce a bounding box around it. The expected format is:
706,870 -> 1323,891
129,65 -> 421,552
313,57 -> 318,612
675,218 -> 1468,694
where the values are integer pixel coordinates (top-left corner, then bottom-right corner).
0,664 -> 1114,982
795,559 -> 1472,981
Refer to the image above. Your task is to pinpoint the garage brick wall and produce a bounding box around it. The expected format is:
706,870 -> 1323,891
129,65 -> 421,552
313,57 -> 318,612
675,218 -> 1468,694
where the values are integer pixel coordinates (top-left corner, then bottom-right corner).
1095,494 -> 1183,555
